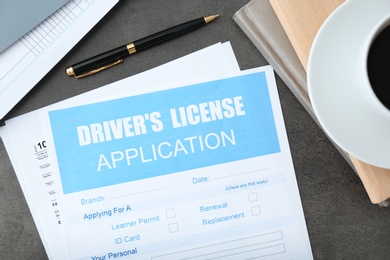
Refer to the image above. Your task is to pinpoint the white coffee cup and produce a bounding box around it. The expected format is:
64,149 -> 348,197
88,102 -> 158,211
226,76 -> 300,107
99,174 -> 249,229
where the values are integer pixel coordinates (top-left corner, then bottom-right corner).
358,14 -> 390,120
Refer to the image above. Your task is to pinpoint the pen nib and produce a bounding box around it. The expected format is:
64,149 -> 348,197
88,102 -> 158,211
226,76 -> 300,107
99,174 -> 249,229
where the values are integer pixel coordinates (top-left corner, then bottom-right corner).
204,15 -> 219,24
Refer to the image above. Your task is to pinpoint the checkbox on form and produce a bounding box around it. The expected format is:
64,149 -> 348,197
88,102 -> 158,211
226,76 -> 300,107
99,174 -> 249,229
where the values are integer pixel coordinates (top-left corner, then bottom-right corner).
251,206 -> 261,216
248,192 -> 258,202
166,208 -> 176,219
169,223 -> 179,233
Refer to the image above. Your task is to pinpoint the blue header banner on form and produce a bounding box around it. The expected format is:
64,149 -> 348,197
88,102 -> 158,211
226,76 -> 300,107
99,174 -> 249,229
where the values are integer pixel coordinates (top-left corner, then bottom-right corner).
49,71 -> 280,194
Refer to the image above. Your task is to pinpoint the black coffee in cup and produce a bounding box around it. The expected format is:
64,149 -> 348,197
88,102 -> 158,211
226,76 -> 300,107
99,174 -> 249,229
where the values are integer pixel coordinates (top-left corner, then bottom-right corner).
367,25 -> 390,110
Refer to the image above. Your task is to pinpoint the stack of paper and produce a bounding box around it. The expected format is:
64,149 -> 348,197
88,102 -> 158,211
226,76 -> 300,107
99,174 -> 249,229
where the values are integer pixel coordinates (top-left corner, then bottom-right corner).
233,0 -> 390,205
0,42 -> 313,259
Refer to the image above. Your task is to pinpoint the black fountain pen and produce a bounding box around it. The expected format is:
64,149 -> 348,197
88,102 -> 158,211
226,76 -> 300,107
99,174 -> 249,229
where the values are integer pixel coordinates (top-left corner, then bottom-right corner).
66,15 -> 218,78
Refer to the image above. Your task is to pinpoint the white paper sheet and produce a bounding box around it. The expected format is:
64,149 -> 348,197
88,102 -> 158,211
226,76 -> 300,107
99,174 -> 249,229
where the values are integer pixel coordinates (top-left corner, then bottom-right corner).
0,0 -> 119,119
0,42 -> 241,259
0,42 -> 312,259
42,65 -> 312,259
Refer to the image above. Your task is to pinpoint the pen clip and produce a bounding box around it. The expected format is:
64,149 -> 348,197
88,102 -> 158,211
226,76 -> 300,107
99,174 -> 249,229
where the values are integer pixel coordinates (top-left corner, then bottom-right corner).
74,58 -> 124,78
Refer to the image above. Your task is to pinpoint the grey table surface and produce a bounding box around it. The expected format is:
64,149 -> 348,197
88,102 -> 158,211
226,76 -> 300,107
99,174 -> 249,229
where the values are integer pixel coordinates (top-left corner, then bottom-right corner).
1,0 -> 390,259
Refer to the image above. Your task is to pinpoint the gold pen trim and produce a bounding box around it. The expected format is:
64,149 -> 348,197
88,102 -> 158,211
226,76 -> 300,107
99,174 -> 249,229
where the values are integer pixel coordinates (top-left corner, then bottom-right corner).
126,43 -> 136,54
67,59 -> 124,78
66,66 -> 75,77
